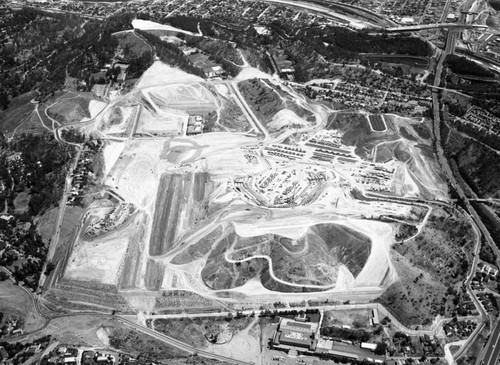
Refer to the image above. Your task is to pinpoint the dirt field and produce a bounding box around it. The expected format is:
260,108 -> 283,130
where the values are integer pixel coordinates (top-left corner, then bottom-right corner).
150,172 -> 214,256
149,174 -> 185,256
144,260 -> 165,290
322,309 -> 374,329
118,216 -> 146,290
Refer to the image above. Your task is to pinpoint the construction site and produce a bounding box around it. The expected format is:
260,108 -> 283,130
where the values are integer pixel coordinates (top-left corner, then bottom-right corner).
46,61 -> 450,315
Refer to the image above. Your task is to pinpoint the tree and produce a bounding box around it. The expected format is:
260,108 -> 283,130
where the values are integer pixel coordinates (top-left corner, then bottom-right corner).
0,271 -> 9,281
0,90 -> 9,110
375,342 -> 388,355
44,261 -> 55,276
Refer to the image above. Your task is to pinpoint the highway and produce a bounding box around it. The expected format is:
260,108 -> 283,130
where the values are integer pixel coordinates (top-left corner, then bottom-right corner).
430,23 -> 494,364
477,319 -> 500,365
385,23 -> 487,32
246,0 -> 389,28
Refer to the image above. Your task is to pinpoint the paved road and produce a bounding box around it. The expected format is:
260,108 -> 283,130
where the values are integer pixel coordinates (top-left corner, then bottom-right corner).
477,319 -> 500,365
248,0 -> 390,28
139,303 -> 478,337
38,147 -> 82,291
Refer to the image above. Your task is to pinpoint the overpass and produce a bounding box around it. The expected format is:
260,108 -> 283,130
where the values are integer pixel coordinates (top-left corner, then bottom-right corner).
385,23 -> 487,32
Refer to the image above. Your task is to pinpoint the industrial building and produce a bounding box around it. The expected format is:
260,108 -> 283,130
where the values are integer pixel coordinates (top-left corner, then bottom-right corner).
271,318 -> 318,352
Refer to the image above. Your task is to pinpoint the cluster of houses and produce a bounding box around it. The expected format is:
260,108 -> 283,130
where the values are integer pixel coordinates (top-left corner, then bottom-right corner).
68,142 -> 102,206
443,320 -> 477,340
462,106 -> 500,135
294,81 -> 430,117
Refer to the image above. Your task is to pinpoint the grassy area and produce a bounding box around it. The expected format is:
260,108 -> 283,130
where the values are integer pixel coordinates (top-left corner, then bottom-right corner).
0,92 -> 37,134
45,92 -> 95,125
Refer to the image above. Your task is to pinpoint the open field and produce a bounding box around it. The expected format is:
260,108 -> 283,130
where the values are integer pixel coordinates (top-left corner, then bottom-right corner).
322,308 -> 374,329
0,280 -> 46,333
13,191 -> 30,214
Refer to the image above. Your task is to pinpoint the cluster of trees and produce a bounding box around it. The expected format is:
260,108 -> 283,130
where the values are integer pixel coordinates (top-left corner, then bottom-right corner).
320,326 -> 371,342
12,134 -> 74,215
0,132 -> 78,289
136,30 -> 206,78
479,238 -> 498,265
0,336 -> 51,363
395,223 -> 418,241
60,128 -> 85,144
0,10 -> 136,107
0,216 -> 47,289
445,55 -> 493,78
127,51 -> 153,79
445,136 -> 500,197
329,28 -> 432,57
185,36 -> 242,77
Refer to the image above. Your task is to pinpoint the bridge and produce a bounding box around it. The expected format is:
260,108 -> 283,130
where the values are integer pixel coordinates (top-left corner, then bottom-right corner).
385,23 -> 487,32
